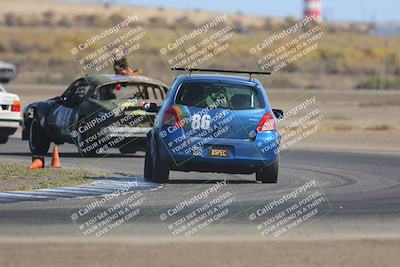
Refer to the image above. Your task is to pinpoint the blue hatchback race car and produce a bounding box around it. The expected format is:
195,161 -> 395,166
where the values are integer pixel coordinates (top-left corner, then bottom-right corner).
144,69 -> 283,183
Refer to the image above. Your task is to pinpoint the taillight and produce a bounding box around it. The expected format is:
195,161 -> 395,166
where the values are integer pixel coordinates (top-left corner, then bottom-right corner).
257,112 -> 276,132
163,107 -> 184,128
11,100 -> 21,112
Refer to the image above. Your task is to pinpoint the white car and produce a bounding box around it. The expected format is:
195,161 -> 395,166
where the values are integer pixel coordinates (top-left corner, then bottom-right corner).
0,84 -> 21,144
0,61 -> 17,83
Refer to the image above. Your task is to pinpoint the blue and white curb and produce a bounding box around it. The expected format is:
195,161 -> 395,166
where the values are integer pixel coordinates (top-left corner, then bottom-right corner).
0,178 -> 161,204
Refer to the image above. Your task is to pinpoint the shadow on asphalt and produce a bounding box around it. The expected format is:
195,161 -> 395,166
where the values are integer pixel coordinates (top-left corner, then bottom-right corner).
0,152 -> 32,157
0,152 -> 145,159
168,179 -> 257,184
88,177 -> 257,185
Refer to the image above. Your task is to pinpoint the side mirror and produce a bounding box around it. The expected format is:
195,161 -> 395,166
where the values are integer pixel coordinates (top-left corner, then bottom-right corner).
273,109 -> 284,120
55,96 -> 66,104
142,102 -> 159,113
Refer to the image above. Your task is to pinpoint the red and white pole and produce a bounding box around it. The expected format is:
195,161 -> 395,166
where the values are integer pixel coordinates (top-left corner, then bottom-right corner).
304,0 -> 322,21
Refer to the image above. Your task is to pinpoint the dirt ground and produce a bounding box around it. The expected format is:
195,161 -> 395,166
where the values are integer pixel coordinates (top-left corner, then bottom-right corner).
0,237 -> 399,267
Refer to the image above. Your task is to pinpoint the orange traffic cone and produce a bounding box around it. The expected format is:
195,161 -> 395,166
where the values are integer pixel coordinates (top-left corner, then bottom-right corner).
51,146 -> 61,168
29,159 -> 44,169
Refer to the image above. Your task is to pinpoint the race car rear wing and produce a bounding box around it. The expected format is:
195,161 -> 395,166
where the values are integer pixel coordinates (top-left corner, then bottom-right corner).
171,67 -> 271,78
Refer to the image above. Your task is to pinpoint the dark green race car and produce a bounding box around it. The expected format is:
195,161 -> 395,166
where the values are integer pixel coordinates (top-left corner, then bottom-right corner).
22,74 -> 168,157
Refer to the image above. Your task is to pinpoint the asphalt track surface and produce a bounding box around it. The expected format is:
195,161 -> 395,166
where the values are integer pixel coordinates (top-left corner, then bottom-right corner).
0,136 -> 399,238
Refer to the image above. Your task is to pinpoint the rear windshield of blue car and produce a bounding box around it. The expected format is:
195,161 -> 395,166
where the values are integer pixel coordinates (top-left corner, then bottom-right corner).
175,82 -> 264,110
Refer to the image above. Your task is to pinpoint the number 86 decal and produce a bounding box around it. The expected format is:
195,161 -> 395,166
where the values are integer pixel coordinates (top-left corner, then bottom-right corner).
191,114 -> 211,130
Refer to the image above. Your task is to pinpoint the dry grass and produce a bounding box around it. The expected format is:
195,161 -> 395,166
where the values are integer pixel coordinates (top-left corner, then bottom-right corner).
0,162 -> 93,191
0,0 -> 266,27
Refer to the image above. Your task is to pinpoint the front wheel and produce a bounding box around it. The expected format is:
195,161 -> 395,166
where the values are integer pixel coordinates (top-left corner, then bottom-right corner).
29,118 -> 50,154
256,157 -> 279,183
0,133 -> 9,144
0,79 -> 10,84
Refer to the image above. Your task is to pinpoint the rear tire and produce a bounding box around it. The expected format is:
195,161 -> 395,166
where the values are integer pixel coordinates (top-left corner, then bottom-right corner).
0,134 -> 9,144
256,157 -> 279,183
144,145 -> 152,182
29,118 -> 50,155
152,148 -> 169,183
145,139 -> 169,183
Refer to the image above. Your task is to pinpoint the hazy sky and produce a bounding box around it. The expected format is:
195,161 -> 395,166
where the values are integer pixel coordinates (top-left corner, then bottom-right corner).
100,0 -> 398,23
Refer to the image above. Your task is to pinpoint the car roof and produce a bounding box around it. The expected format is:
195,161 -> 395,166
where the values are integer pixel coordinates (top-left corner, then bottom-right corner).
175,74 -> 261,86
83,74 -> 168,88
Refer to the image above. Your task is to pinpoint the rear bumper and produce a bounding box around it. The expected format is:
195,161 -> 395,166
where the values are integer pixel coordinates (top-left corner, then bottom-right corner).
170,157 -> 274,174
0,72 -> 17,80
159,131 -> 280,172
0,118 -> 21,130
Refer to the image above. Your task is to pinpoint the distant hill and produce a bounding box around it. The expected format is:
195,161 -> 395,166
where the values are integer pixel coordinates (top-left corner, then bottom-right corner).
0,0 -> 399,90
0,0 -> 376,33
